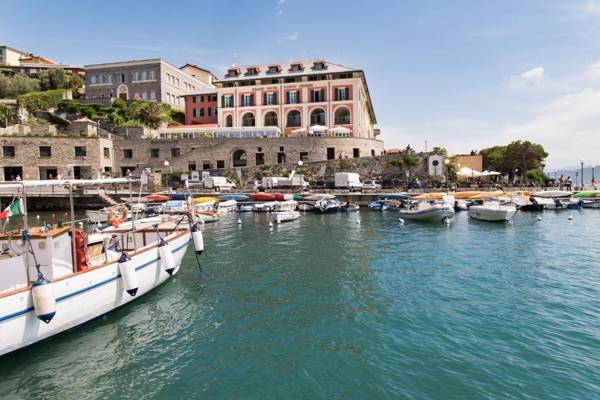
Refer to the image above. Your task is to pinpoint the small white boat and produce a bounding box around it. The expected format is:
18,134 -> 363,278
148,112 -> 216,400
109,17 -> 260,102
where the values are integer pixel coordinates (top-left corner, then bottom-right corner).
398,202 -> 455,222
253,201 -> 278,212
314,198 -> 341,213
274,200 -> 298,212
298,203 -> 314,212
216,199 -> 237,214
468,202 -> 517,222
272,210 -> 301,223
535,197 -> 568,210
581,199 -> 600,209
237,204 -> 254,212
196,211 -> 219,223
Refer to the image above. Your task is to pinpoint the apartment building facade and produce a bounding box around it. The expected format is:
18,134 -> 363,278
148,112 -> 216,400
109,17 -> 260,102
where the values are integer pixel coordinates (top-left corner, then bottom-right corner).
183,60 -> 378,139
84,59 -> 213,110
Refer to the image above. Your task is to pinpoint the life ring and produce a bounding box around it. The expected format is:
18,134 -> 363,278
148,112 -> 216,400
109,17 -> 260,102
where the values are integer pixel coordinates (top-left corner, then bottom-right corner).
107,204 -> 128,227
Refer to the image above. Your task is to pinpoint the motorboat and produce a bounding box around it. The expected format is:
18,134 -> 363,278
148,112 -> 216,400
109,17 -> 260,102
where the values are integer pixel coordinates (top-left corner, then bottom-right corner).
272,210 -> 301,223
0,179 -> 198,357
314,198 -> 341,213
368,201 -> 390,211
274,200 -> 298,212
216,199 -> 237,214
512,195 -> 543,211
344,202 -> 360,212
196,211 -> 219,223
398,202 -> 455,222
468,202 -> 517,222
581,199 -> 600,209
253,201 -> 278,212
298,203 -> 314,212
534,197 -> 568,210
237,204 -> 254,212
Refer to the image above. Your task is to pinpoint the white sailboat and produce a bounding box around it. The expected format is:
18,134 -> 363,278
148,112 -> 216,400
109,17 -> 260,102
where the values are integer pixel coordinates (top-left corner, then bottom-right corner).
0,179 -> 201,357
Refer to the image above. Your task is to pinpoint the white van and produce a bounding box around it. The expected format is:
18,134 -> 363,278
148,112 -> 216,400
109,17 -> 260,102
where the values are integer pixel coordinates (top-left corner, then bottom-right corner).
203,176 -> 236,191
334,172 -> 363,191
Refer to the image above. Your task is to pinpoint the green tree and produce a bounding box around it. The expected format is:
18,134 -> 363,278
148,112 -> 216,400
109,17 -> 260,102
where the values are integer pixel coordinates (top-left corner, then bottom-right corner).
445,162 -> 457,182
0,104 -> 18,127
39,68 -> 68,90
129,101 -> 166,129
431,146 -> 448,156
0,74 -> 40,98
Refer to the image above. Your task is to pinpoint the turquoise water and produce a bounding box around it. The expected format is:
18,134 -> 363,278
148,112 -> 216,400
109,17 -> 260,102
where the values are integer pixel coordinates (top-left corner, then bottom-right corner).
1,210 -> 600,399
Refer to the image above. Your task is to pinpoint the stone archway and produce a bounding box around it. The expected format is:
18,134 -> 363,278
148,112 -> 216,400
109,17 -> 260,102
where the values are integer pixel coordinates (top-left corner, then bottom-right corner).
232,149 -> 247,167
116,84 -> 129,100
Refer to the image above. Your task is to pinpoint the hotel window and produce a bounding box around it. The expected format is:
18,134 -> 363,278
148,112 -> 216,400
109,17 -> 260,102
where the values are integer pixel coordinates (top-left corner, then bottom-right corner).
264,92 -> 277,105
198,108 -> 205,117
216,160 -> 225,169
255,153 -> 265,165
200,95 -> 205,102
74,146 -> 86,157
277,152 -> 286,164
287,91 -> 299,104
222,95 -> 234,108
246,67 -> 258,75
118,73 -> 126,83
242,94 -> 254,107
210,94 -> 217,101
267,65 -> 280,73
3,146 -> 15,158
300,152 -> 309,162
142,92 -> 148,100
335,87 -> 350,101
133,71 -> 139,81
310,89 -> 325,102
150,148 -> 160,158
39,146 -> 51,158
103,147 -> 110,159
171,148 -> 181,157
149,70 -> 156,80
286,110 -> 301,127
188,162 -> 197,171
123,149 -> 133,159
290,63 -> 303,72
150,91 -> 156,100
134,92 -> 140,99
176,77 -> 180,86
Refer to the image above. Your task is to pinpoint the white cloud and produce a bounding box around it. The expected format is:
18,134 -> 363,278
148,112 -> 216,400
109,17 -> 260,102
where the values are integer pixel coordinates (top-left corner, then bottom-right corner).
509,66 -> 544,89
502,88 -> 600,168
276,0 -> 286,16
278,32 -> 299,43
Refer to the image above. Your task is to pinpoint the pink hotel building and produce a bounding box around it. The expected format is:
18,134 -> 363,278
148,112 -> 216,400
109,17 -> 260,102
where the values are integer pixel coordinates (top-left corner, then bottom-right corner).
182,60 -> 379,140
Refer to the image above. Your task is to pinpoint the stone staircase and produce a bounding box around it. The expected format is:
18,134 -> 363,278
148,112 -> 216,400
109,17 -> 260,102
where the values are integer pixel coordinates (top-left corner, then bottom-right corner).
98,190 -> 118,206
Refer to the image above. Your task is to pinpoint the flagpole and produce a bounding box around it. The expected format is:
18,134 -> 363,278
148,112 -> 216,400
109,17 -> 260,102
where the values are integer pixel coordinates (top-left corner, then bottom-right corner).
20,182 -> 28,230
69,182 -> 77,272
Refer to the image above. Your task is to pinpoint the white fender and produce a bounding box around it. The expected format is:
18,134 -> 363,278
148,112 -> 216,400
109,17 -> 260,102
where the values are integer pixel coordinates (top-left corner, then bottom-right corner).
191,224 -> 204,255
32,277 -> 56,324
118,253 -> 139,296
159,239 -> 176,275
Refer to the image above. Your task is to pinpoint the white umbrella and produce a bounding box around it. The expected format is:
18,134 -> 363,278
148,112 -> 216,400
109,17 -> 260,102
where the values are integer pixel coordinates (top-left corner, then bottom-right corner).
308,125 -> 327,133
290,128 -> 308,135
329,126 -> 350,134
457,166 -> 483,178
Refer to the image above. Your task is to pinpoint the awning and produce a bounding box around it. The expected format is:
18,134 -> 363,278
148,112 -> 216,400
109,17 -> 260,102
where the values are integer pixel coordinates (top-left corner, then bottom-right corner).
329,126 -> 350,134
457,167 -> 483,178
308,125 -> 327,133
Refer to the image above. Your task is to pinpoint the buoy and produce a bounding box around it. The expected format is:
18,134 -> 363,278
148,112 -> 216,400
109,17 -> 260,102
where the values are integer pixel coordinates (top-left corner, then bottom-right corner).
238,218 -> 242,225
398,218 -> 405,224
568,215 -> 573,220
118,252 -> 139,297
191,223 -> 204,255
537,216 -> 542,221
158,238 -> 176,275
269,220 -> 273,227
32,276 -> 56,324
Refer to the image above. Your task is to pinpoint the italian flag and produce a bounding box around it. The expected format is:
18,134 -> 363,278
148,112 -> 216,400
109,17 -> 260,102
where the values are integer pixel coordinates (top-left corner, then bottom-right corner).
0,199 -> 23,219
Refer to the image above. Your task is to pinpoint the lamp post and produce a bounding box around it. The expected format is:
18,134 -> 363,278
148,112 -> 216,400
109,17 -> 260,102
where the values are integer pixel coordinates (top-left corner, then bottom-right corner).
580,159 -> 584,190
164,160 -> 171,192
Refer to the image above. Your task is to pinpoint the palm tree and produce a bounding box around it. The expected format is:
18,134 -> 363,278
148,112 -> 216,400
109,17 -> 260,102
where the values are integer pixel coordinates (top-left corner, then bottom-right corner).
130,101 -> 165,129
0,105 -> 18,128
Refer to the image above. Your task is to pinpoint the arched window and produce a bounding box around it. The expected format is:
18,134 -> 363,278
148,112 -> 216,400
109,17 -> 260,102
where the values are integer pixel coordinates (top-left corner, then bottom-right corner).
225,115 -> 233,127
310,108 -> 326,125
232,149 -> 247,167
242,113 -> 255,127
334,107 -> 351,124
286,110 -> 301,127
264,111 -> 278,127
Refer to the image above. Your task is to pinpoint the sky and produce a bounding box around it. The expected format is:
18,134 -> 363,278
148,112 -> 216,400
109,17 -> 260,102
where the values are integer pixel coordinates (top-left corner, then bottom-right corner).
2,0 -> 600,169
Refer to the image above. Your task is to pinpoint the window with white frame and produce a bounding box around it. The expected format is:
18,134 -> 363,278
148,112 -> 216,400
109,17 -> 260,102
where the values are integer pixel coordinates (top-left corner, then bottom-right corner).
223,95 -> 234,108
265,92 -> 277,105
242,94 -> 254,107
90,75 -> 97,84
150,91 -> 156,100
287,90 -> 299,104
335,87 -> 350,101
141,71 -> 147,80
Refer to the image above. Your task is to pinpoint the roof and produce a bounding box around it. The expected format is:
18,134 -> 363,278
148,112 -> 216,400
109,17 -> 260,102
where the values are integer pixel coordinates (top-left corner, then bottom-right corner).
72,117 -> 98,124
180,63 -> 217,78
0,45 -> 30,56
215,60 -> 356,82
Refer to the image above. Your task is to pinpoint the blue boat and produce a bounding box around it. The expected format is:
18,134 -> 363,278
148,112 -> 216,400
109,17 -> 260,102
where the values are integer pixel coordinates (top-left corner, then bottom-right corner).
219,194 -> 249,201
169,193 -> 194,200
368,201 -> 390,211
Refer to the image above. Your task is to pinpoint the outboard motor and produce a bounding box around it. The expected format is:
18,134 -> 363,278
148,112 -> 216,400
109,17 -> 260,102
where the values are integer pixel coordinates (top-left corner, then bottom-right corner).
158,238 -> 176,275
118,252 -> 139,297
32,275 -> 56,324
191,222 -> 204,255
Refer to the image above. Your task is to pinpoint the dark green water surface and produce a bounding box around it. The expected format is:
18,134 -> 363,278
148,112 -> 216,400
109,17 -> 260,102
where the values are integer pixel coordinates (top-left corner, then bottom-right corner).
1,210 -> 600,399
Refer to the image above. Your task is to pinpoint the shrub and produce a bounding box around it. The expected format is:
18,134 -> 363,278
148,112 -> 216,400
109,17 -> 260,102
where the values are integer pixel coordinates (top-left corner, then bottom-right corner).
17,89 -> 65,112
526,169 -> 547,185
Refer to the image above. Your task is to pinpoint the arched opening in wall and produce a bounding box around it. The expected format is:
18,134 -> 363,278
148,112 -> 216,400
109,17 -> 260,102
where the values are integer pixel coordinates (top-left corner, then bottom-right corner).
334,107 -> 351,124
264,111 -> 278,126
232,149 -> 247,167
225,114 -> 233,127
310,108 -> 326,125
286,110 -> 301,127
242,112 -> 255,127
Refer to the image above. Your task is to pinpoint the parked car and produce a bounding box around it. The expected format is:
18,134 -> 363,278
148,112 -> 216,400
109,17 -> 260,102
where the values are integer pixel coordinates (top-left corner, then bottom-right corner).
362,180 -> 382,191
